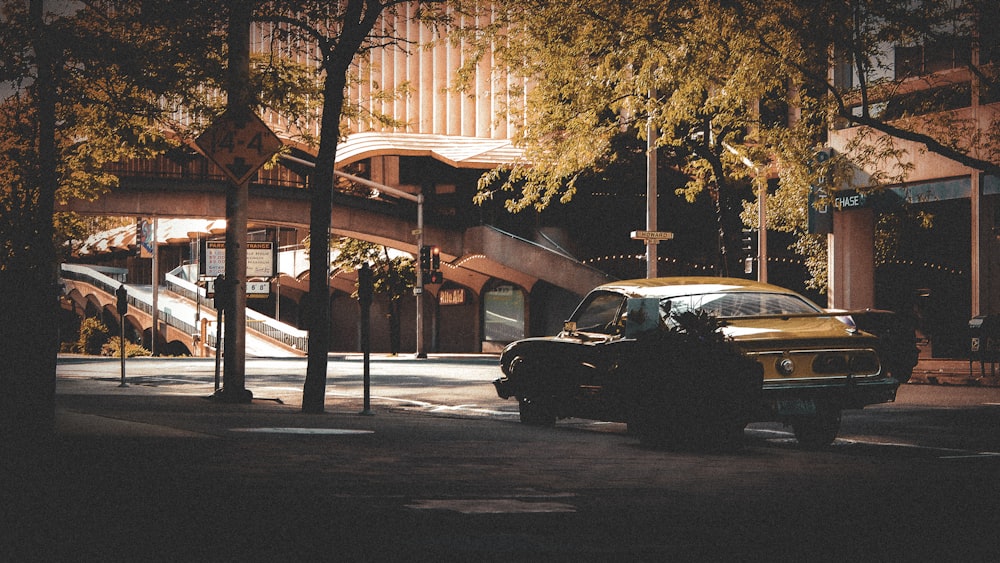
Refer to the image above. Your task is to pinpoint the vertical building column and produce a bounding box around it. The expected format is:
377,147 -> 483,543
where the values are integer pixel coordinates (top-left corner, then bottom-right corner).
971,172 -> 984,316
828,208 -> 875,310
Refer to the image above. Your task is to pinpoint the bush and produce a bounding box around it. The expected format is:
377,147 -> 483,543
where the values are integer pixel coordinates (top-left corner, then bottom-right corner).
101,338 -> 152,358
628,311 -> 763,450
77,317 -> 110,355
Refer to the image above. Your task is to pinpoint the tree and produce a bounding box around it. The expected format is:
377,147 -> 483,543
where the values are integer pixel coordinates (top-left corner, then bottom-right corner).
252,0 -> 452,412
734,0 -> 1000,289
332,237 -> 415,354
471,0 -> 999,289
0,0 -> 227,436
470,0 -> 797,274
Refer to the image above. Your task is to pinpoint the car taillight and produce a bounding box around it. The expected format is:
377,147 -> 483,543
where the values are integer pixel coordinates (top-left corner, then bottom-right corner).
848,352 -> 879,374
812,351 -> 879,375
813,353 -> 848,374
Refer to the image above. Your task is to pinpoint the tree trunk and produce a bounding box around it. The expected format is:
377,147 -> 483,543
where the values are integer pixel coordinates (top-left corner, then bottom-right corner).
302,70 -> 348,413
1,0 -> 59,441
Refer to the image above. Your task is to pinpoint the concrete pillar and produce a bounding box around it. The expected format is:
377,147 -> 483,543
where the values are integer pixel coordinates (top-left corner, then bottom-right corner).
828,208 -> 875,310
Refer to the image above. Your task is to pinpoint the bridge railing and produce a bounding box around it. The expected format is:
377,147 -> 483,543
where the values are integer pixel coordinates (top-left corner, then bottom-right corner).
165,265 -> 309,353
61,264 -> 201,343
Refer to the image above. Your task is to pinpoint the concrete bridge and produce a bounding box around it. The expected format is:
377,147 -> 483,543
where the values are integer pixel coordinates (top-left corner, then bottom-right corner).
59,175 -> 612,298
59,172 -> 614,353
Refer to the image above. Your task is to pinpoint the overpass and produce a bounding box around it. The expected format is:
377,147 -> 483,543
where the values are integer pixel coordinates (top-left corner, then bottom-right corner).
59,175 -> 613,298
61,263 -> 305,357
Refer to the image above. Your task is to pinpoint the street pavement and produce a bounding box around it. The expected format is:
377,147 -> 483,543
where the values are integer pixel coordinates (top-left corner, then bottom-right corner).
3,355 -> 998,561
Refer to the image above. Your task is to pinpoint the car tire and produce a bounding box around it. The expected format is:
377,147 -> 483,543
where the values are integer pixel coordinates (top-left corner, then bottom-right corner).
518,396 -> 556,426
792,406 -> 841,449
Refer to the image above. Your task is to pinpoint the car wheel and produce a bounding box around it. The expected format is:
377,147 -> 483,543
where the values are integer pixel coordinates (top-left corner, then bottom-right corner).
792,407 -> 841,449
518,396 -> 556,426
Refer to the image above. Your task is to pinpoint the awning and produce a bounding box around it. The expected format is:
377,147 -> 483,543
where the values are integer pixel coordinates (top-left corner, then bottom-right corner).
335,132 -> 523,169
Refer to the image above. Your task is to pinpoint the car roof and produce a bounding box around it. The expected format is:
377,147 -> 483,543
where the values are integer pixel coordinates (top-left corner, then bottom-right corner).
595,277 -> 805,299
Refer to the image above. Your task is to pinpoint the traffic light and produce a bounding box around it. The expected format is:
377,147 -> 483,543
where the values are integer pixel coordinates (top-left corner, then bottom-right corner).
740,229 -> 757,258
357,263 -> 373,307
740,229 -> 758,275
419,245 -> 432,271
419,245 -> 443,284
115,285 -> 128,316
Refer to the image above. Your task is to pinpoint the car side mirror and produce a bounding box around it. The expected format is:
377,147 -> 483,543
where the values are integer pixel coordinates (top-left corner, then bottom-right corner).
624,298 -> 661,338
563,320 -> 577,334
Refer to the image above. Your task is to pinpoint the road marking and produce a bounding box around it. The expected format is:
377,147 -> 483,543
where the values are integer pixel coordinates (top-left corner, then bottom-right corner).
835,438 -> 1000,460
406,499 -> 577,514
750,428 -> 1000,460
231,427 -> 374,435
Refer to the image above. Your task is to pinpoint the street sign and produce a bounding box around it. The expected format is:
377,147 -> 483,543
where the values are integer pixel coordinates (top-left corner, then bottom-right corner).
195,110 -> 283,185
630,230 -> 674,241
247,280 -> 270,298
202,240 -> 274,277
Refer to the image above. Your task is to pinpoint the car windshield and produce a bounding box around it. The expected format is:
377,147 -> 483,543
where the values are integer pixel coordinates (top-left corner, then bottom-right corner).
663,292 -> 820,319
571,291 -> 627,333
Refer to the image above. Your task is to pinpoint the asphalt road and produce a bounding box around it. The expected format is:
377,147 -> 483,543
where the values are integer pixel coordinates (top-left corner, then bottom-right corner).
15,356 -> 1000,561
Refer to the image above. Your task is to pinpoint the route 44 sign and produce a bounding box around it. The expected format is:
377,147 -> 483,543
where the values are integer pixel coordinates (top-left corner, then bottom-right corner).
195,110 -> 282,185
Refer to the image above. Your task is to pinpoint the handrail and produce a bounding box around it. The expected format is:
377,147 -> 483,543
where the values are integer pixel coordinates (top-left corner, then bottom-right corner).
60,264 -> 201,343
164,265 -> 309,352
62,263 -> 309,353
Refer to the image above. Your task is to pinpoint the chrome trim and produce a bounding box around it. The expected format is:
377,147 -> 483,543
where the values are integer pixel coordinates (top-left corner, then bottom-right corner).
750,348 -> 881,378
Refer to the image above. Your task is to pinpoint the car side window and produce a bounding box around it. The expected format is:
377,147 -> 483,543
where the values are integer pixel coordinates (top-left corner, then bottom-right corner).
572,292 -> 626,334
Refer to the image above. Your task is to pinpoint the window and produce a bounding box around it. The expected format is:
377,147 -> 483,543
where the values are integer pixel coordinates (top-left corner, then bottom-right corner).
571,291 -> 626,334
483,285 -> 525,342
663,292 -> 819,320
895,38 -> 971,79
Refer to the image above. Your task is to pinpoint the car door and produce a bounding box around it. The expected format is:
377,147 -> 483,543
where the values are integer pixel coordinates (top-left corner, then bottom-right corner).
563,290 -> 629,418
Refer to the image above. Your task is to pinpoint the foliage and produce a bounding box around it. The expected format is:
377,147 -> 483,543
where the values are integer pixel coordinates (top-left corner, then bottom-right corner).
332,237 -> 415,354
464,1 -> 805,273
331,237 -> 415,300
0,1 -> 230,269
76,317 -> 110,356
465,0 -> 999,289
101,338 -> 152,358
628,310 -> 762,450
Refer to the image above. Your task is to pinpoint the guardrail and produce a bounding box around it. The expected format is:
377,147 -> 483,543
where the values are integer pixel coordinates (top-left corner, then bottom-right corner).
61,264 -> 309,353
165,265 -> 309,352
60,263 -> 203,345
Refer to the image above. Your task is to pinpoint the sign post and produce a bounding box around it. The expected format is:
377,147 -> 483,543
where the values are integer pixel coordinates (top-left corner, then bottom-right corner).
631,231 -> 674,279
116,285 -> 128,387
195,110 -> 281,403
358,263 -> 374,416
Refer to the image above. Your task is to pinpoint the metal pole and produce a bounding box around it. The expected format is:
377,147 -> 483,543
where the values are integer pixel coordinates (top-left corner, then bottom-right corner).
194,233 -> 201,326
416,193 -> 425,358
119,313 -> 127,387
758,180 -> 768,283
214,312 -> 223,392
275,226 -> 281,323
646,89 -> 658,279
151,216 -> 159,355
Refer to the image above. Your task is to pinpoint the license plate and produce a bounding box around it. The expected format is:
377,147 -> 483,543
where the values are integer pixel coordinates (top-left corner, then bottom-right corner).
775,399 -> 816,415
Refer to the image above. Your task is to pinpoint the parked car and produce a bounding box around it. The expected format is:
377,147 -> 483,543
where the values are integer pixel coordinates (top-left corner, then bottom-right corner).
492,277 -> 903,448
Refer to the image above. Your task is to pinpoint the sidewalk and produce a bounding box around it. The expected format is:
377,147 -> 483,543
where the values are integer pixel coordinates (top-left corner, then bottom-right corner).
909,357 -> 1000,387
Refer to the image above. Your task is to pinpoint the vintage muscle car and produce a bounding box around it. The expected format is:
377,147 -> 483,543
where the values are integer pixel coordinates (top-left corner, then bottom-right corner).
493,277 -> 905,448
